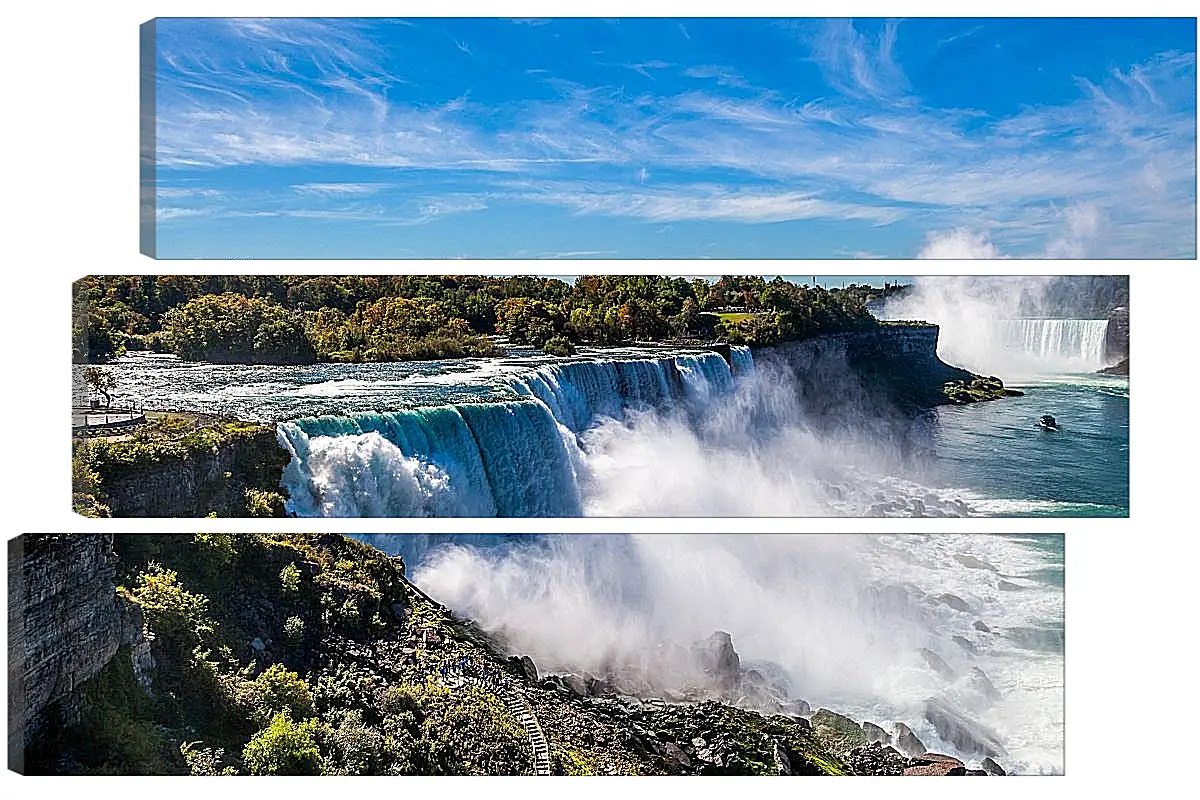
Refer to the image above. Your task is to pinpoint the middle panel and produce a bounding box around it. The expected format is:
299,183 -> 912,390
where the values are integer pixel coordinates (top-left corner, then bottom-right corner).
71,274 -> 1129,518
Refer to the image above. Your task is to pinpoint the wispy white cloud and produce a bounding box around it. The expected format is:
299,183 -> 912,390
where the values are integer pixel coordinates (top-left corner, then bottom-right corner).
809,18 -> 909,103
508,182 -> 903,225
291,182 -> 389,196
153,19 -> 1196,256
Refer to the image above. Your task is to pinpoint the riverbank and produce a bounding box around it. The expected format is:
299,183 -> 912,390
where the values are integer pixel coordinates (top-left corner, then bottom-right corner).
12,534 -> 1016,775
72,414 -> 289,517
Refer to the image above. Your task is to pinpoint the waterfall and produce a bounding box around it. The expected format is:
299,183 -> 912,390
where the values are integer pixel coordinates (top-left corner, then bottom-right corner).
279,350 -> 750,517
730,345 -> 755,378
998,319 -> 1109,370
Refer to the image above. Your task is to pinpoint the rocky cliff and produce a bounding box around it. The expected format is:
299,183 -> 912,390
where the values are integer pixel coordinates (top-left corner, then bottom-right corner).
1104,306 -> 1130,364
15,534 -> 1013,776
754,324 -> 1008,415
8,534 -> 143,772
87,425 -> 289,517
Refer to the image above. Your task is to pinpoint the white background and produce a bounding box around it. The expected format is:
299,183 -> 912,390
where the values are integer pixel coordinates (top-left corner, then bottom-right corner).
2,1 -> 1197,795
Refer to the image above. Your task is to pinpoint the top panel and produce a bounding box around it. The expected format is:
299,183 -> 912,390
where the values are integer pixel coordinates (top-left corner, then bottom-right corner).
142,17 -> 1197,259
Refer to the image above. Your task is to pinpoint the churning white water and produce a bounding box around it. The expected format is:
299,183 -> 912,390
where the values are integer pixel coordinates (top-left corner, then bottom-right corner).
876,277 -> 1117,379
277,349 -> 977,518
370,533 -> 1064,775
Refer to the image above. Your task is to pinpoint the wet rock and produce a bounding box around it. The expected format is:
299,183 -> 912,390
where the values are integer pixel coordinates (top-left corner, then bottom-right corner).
773,741 -> 792,775
973,621 -> 992,634
893,723 -> 927,758
693,631 -> 741,693
662,741 -> 691,770
863,721 -> 891,745
847,741 -> 907,776
563,673 -> 589,697
936,593 -> 972,613
812,708 -> 868,753
982,757 -> 1006,776
782,698 -> 811,717
951,635 -> 978,654
966,667 -> 1002,702
509,654 -> 538,683
904,752 -> 966,776
920,648 -> 956,679
954,554 -> 998,572
923,698 -> 1006,759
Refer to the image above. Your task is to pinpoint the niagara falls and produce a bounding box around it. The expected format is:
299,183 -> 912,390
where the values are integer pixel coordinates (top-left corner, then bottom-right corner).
71,275 -> 1128,518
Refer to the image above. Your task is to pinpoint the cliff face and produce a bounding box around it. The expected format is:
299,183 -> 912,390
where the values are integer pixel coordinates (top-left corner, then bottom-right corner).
755,325 -> 977,413
1104,306 -> 1130,364
95,428 -> 289,517
8,535 -> 141,772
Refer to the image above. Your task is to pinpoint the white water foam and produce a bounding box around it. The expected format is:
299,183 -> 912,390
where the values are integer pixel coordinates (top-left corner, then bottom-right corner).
403,533 -> 1063,774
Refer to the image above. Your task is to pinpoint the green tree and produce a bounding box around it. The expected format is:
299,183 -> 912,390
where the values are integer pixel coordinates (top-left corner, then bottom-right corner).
84,366 -> 117,408
242,712 -> 324,775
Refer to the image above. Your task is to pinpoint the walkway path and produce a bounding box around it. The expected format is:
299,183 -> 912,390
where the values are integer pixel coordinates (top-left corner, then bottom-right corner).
441,664 -> 551,775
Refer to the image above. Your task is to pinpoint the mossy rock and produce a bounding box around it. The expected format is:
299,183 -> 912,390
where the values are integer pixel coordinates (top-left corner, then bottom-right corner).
810,708 -> 868,754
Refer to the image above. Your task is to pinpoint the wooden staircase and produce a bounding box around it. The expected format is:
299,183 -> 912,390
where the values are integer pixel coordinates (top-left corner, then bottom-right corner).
442,666 -> 551,776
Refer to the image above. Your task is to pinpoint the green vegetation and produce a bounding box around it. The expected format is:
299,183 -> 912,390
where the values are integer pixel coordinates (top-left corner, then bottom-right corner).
25,534 -> 859,776
23,534 -> 547,776
942,376 -> 1013,404
242,712 -> 324,775
83,366 -> 117,408
74,275 -> 894,364
71,417 -> 288,518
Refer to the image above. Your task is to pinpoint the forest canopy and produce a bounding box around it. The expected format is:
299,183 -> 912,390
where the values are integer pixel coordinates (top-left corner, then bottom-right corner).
72,275 -> 896,364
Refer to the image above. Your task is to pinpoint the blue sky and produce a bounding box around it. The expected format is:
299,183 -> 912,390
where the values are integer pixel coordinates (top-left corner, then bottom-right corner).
150,17 -> 1197,259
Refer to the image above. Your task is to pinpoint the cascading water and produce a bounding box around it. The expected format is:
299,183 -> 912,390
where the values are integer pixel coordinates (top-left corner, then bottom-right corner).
279,351 -> 741,517
997,319 -> 1109,372
356,532 -> 1065,774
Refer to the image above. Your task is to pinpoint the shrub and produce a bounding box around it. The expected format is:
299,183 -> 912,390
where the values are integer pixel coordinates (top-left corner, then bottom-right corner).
246,488 -> 286,517
124,563 -> 212,642
242,712 -> 324,775
279,562 -> 302,594
283,616 -> 305,644
542,335 -> 576,356
250,663 -> 315,722
180,742 -> 238,775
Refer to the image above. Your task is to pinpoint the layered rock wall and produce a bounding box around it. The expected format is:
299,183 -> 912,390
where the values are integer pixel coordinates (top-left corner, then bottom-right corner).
8,534 -> 140,771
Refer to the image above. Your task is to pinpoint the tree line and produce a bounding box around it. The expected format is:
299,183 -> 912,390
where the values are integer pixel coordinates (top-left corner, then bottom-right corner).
72,275 -> 902,365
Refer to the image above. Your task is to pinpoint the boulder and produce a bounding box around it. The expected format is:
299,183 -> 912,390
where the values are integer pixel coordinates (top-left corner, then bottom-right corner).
782,698 -> 811,717
936,593 -> 972,613
923,698 -> 1007,759
812,708 -> 868,753
509,654 -> 539,683
973,621 -> 992,634
863,721 -> 891,745
966,667 -> 1002,702
951,635 -> 978,654
982,757 -> 1006,776
846,741 -> 907,776
920,648 -> 956,679
662,741 -> 691,771
893,722 -> 927,758
563,673 -> 589,697
903,752 -> 966,776
954,554 -> 998,572
694,631 -> 741,693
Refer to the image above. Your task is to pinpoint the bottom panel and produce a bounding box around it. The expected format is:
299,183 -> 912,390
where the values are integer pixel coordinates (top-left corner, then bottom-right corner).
8,533 -> 1063,775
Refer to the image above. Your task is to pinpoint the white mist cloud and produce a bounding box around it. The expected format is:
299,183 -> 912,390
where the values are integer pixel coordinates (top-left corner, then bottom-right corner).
917,229 -> 1002,259
404,532 -> 1064,773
